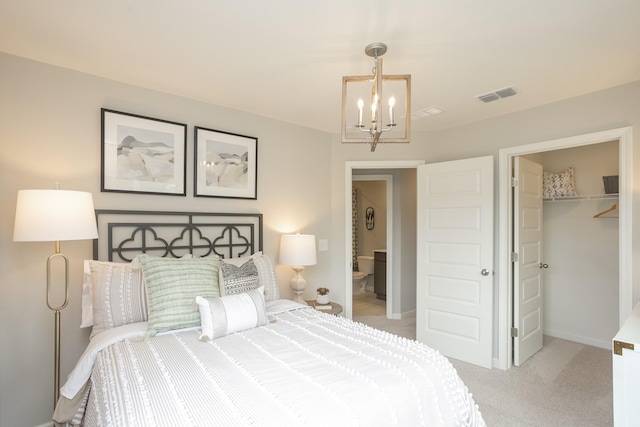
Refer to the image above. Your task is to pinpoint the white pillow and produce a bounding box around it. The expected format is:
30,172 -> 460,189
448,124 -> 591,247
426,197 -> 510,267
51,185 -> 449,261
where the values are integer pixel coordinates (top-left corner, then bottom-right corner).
195,287 -> 267,341
80,260 -> 95,328
81,254 -> 194,332
88,260 -> 147,338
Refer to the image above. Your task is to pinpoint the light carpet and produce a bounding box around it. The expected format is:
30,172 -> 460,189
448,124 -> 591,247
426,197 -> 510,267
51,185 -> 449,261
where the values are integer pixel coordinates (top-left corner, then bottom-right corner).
352,291 -> 613,426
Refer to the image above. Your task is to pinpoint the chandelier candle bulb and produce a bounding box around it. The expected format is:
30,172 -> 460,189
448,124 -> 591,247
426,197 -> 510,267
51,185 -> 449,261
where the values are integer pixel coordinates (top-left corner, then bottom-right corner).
389,96 -> 395,125
371,99 -> 377,125
357,98 -> 364,127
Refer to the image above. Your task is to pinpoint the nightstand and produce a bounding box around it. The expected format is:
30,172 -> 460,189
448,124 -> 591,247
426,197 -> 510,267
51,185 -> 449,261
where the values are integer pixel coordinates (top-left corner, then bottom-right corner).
305,300 -> 343,316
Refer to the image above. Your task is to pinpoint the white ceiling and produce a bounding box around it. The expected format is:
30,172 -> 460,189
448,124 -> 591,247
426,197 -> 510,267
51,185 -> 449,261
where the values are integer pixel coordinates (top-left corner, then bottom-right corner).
2,1 -> 640,133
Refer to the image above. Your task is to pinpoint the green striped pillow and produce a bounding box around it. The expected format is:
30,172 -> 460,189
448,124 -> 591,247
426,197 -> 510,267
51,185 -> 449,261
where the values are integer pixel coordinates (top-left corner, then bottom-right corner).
138,254 -> 220,337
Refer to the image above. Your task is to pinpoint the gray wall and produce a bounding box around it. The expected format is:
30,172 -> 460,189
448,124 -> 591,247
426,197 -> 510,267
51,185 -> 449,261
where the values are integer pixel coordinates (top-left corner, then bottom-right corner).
0,53 -> 333,427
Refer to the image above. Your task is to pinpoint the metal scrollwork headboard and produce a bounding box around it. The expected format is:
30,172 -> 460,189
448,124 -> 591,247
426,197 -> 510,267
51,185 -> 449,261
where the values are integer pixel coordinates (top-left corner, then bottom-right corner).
93,210 -> 263,262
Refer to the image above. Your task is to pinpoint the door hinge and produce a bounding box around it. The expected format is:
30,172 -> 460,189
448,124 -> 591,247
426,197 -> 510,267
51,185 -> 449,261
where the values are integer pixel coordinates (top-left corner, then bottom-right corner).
511,252 -> 519,262
511,177 -> 519,187
511,327 -> 519,338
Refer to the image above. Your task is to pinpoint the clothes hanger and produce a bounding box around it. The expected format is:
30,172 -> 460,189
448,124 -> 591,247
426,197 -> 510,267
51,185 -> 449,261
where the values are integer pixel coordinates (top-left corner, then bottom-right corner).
593,203 -> 618,218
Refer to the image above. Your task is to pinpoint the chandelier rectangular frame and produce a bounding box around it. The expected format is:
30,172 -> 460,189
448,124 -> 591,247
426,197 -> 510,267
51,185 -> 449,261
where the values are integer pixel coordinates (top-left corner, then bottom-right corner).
341,45 -> 411,152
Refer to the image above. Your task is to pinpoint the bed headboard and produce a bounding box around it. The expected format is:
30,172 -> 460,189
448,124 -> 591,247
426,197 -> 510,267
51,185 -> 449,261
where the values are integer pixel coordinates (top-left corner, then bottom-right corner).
93,210 -> 263,262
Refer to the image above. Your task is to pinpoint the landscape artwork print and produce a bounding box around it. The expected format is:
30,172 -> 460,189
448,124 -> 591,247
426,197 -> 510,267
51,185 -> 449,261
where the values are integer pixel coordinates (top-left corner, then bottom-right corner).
101,109 -> 186,195
194,127 -> 257,199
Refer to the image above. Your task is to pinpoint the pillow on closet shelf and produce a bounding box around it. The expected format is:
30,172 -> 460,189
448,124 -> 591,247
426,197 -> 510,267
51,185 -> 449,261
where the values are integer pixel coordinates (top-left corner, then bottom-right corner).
543,167 -> 577,198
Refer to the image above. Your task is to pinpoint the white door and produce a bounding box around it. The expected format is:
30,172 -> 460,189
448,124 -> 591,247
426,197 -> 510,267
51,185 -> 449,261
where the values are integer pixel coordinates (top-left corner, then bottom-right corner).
416,156 -> 494,368
513,157 -> 544,366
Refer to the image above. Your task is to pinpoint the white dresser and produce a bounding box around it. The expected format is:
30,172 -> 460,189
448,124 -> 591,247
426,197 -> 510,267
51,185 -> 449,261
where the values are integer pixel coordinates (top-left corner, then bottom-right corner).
613,303 -> 640,426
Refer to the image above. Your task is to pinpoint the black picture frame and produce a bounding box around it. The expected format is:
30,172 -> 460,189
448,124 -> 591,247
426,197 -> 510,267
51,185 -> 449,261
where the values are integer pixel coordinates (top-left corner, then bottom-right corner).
101,108 -> 187,196
194,126 -> 258,199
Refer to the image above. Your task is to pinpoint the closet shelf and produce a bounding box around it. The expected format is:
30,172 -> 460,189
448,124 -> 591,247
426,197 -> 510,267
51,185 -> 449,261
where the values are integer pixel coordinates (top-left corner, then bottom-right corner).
543,193 -> 618,202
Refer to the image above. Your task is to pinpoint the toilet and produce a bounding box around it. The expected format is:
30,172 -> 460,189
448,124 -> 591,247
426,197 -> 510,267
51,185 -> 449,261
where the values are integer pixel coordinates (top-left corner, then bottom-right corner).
352,255 -> 375,294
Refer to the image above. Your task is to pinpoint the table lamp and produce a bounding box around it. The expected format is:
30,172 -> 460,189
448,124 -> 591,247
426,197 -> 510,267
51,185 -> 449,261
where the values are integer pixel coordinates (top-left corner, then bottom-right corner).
279,234 -> 317,304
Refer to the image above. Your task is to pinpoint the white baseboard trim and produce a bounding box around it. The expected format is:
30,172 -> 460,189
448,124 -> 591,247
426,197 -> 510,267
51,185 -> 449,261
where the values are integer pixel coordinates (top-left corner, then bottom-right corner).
543,328 -> 610,350
390,308 -> 416,320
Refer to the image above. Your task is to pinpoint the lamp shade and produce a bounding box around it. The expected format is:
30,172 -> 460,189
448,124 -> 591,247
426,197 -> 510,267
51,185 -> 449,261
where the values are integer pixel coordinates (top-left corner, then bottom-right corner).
13,189 -> 98,242
279,234 -> 317,267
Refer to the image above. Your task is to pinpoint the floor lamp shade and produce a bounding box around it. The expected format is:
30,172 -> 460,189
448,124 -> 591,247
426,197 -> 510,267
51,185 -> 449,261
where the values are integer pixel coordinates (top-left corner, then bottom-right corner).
279,234 -> 317,304
13,188 -> 98,409
13,189 -> 98,242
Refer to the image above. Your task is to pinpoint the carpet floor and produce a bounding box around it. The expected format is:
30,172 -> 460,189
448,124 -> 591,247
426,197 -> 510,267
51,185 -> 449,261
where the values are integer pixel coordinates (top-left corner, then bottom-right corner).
352,291 -> 613,426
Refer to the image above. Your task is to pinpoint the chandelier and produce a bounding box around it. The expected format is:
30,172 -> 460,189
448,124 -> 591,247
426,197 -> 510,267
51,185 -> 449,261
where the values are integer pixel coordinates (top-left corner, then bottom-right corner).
341,42 -> 411,152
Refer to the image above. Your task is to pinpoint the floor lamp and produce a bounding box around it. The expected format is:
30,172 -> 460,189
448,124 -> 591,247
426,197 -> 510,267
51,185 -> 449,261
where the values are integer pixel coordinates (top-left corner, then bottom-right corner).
279,234 -> 317,304
13,189 -> 98,408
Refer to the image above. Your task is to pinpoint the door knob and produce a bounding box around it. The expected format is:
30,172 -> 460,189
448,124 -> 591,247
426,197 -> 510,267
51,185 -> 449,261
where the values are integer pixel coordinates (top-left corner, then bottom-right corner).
481,269 -> 490,276
539,263 -> 549,269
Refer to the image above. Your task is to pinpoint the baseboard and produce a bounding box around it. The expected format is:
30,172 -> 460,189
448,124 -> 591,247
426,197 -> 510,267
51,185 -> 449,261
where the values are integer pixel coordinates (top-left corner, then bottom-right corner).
390,308 -> 416,320
543,328 -> 610,350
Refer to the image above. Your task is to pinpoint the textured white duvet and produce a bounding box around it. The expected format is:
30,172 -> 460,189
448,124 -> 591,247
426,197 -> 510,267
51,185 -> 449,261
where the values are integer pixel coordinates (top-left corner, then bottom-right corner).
59,301 -> 485,426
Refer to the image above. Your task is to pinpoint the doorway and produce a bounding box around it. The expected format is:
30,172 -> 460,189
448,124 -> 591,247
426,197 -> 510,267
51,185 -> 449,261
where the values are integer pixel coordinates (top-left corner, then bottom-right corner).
498,126 -> 633,369
344,160 -> 424,320
352,174 -> 392,318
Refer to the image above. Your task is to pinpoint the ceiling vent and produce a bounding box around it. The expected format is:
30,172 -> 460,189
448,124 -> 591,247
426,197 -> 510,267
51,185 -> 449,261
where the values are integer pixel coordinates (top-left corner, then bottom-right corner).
475,86 -> 518,103
411,106 -> 444,120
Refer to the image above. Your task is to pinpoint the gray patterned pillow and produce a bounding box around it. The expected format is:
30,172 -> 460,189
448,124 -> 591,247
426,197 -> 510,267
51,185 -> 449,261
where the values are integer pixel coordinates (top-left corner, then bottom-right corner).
220,259 -> 260,296
543,167 -> 577,198
220,253 -> 280,300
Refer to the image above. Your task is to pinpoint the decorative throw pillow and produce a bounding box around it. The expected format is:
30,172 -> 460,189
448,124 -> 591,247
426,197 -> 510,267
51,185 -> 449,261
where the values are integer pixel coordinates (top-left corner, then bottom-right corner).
195,287 -> 267,341
543,167 -> 577,198
252,253 -> 280,301
220,252 -> 280,301
220,259 -> 260,296
80,260 -> 95,328
138,254 -> 220,337
80,254 -> 195,331
88,260 -> 147,338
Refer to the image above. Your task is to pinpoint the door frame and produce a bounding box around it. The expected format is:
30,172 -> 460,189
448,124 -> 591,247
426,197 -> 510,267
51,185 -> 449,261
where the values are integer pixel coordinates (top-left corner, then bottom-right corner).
498,126 -> 633,370
345,160 -> 425,319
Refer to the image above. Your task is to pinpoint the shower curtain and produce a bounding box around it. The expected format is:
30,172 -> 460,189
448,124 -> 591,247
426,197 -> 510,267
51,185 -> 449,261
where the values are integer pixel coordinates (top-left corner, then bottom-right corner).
352,187 -> 359,271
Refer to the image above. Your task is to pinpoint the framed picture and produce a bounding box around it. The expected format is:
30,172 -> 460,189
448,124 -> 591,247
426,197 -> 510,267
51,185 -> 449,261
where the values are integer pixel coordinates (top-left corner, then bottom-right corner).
101,108 -> 187,196
194,127 -> 258,199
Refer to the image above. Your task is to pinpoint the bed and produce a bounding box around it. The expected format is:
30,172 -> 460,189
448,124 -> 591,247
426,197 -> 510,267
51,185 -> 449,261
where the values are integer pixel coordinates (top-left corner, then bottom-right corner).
53,210 -> 485,426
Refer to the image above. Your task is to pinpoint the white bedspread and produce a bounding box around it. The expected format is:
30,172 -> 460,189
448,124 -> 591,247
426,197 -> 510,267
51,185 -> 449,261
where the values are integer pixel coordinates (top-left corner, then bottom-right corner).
61,302 -> 485,426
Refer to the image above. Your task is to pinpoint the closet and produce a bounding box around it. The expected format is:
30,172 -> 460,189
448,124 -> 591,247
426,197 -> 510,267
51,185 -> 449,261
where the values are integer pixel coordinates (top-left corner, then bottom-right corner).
524,140 -> 619,349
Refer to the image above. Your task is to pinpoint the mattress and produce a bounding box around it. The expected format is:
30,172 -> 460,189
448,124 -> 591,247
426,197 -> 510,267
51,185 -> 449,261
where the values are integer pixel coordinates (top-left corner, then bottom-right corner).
56,301 -> 485,426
